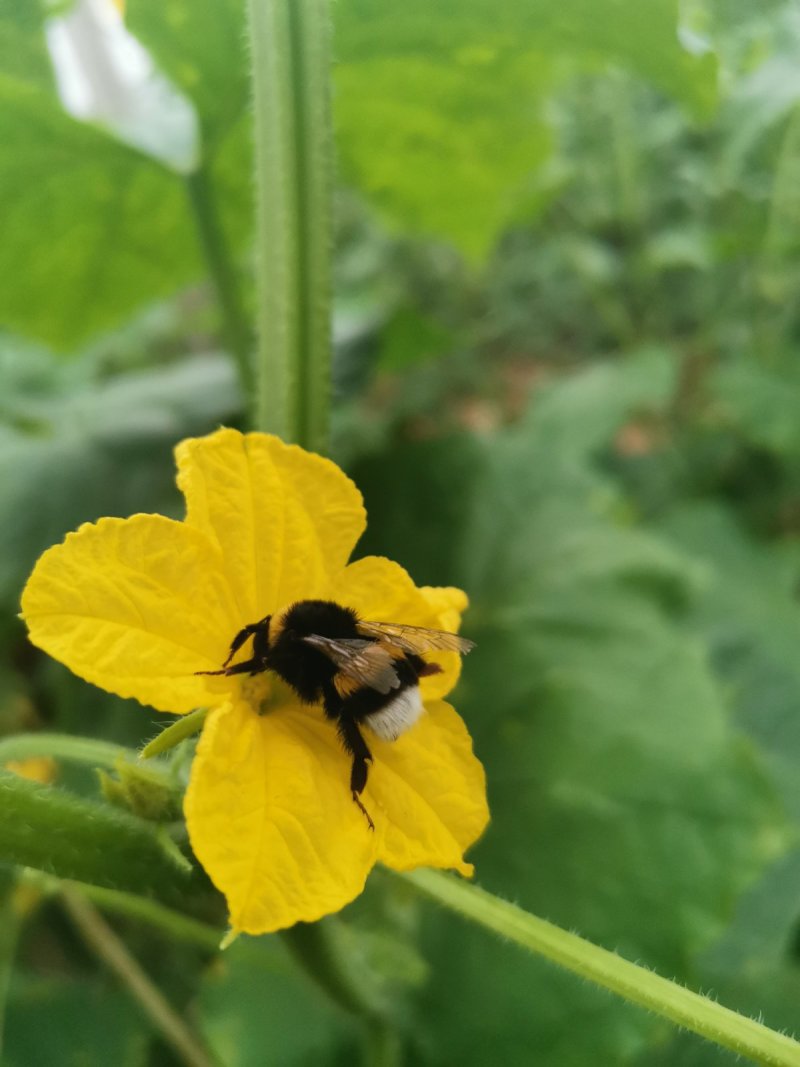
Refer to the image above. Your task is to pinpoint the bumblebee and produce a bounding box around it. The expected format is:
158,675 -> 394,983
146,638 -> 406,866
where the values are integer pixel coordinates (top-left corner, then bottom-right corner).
198,599 -> 474,829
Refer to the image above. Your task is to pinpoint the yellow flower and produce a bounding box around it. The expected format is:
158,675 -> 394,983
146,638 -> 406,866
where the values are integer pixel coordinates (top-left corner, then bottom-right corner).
21,429 -> 488,935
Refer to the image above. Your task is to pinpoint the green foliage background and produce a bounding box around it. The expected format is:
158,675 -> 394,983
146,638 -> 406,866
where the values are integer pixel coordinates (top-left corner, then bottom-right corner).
2,0 -> 800,1064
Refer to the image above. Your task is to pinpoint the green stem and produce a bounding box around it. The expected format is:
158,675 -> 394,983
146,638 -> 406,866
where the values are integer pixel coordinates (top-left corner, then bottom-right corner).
186,164 -> 254,399
0,733 -> 131,770
364,1019 -> 403,1067
62,890 -> 216,1067
21,870 -> 222,951
17,871 -> 277,973
0,771 -> 210,914
248,0 -> 333,449
140,708 -> 209,760
0,880 -> 22,1061
281,918 -> 388,1021
398,870 -> 800,1067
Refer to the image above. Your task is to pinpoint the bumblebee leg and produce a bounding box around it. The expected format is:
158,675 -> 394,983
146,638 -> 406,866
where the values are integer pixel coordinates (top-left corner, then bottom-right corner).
195,616 -> 271,676
195,657 -> 260,677
222,615 -> 271,668
337,718 -> 375,831
352,792 -> 375,832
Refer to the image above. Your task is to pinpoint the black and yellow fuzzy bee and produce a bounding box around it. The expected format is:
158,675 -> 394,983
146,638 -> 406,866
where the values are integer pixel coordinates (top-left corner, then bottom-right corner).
198,599 -> 474,828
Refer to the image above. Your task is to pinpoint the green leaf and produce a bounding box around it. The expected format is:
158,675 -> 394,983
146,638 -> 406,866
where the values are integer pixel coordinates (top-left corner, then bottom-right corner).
0,74 -> 199,348
125,0 -> 248,148
658,501 -> 800,818
0,0 -> 717,345
334,0 -> 717,255
5,975 -> 148,1067
637,851 -> 800,1065
533,0 -> 718,117
0,0 -> 54,90
0,6 -> 251,350
377,306 -> 454,373
334,45 -> 553,260
198,938 -> 358,1067
415,913 -> 661,1066
352,358 -> 787,1063
711,354 -> 800,459
0,352 -> 240,607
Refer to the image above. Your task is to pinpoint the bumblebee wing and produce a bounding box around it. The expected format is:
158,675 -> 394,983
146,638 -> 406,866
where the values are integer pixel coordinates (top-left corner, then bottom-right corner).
301,635 -> 401,695
356,620 -> 475,656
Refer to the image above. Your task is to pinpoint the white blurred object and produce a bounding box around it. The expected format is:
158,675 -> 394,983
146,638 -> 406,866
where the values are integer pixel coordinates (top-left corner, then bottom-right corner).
45,0 -> 199,173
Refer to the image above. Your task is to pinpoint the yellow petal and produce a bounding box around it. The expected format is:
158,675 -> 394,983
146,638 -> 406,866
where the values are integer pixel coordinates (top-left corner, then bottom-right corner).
185,698 -> 379,935
419,585 -> 468,631
335,557 -> 470,698
5,757 -> 57,784
368,700 -> 489,876
175,430 -> 366,621
21,516 -> 239,714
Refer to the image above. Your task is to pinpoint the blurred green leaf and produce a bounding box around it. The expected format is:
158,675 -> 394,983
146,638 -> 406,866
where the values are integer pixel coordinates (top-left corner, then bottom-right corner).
657,502 -> 800,818
334,45 -> 553,260
712,354 -> 800,459
353,356 -> 787,1063
0,0 -> 53,89
0,0 -> 718,346
199,938 -> 358,1067
0,352 -> 240,608
335,0 -> 717,255
758,105 -> 800,303
636,849 -> 800,1065
5,976 -> 148,1067
0,8 -> 250,350
126,0 -> 248,148
414,910 -> 664,1065
377,306 -> 454,373
0,73 -> 200,347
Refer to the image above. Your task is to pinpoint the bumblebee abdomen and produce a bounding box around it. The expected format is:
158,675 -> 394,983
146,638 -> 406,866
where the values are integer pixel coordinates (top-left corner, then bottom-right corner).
335,652 -> 426,740
363,685 -> 424,741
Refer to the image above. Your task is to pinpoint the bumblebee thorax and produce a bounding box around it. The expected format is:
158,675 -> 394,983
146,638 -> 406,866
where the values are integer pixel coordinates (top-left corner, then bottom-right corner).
272,600 -> 359,643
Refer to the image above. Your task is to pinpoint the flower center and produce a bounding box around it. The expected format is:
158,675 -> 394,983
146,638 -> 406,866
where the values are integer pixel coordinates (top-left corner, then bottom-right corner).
237,672 -> 296,717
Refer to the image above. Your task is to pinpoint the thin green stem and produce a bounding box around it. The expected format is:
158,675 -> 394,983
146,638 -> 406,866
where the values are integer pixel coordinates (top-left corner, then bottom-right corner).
140,708 -> 209,760
281,919 -> 403,1066
17,871 -> 276,972
0,881 -> 22,1062
364,1019 -> 403,1067
398,869 -> 800,1067
0,733 -> 131,770
62,890 -> 216,1067
21,870 -> 222,950
186,164 -> 253,399
281,918 -> 387,1021
248,0 -> 333,449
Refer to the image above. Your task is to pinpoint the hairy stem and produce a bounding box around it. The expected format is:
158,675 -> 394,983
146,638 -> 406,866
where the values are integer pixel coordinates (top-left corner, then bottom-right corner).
140,708 -> 209,760
0,733 -> 130,770
0,771 -> 206,912
248,0 -> 333,449
398,869 -> 800,1067
281,918 -> 387,1021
